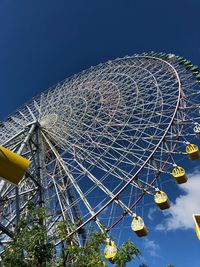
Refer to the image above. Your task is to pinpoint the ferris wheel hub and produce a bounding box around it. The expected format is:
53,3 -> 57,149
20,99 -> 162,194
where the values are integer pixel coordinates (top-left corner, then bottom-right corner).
40,114 -> 58,129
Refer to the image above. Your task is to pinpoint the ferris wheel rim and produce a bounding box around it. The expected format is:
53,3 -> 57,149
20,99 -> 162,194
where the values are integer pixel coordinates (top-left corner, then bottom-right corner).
55,56 -> 182,244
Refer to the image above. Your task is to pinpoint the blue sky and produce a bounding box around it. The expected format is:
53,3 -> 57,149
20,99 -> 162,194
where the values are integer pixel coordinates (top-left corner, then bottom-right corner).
0,0 -> 200,266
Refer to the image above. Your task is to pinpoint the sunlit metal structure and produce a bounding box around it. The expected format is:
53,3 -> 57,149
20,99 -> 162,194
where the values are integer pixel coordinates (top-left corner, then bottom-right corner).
0,52 -> 200,251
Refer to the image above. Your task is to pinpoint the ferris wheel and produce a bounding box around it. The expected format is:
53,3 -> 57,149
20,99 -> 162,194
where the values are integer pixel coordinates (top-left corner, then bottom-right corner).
0,52 -> 200,254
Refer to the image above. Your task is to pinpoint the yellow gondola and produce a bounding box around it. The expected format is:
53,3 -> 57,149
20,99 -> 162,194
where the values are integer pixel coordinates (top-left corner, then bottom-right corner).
154,190 -> 170,210
172,165 -> 188,184
131,216 -> 148,237
186,143 -> 200,160
193,214 -> 200,240
0,145 -> 30,185
104,240 -> 117,263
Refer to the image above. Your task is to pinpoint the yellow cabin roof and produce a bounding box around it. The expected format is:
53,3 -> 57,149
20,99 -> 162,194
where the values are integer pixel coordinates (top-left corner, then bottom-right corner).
131,216 -> 145,231
154,191 -> 168,204
186,144 -> 198,154
172,166 -> 185,178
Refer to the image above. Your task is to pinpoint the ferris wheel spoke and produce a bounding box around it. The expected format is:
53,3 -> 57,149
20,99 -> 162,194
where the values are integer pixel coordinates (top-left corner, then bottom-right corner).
25,104 -> 37,122
42,132 -> 106,233
33,99 -> 41,115
51,173 -> 76,226
75,159 -> 135,217
49,161 -> 84,228
74,150 -> 159,196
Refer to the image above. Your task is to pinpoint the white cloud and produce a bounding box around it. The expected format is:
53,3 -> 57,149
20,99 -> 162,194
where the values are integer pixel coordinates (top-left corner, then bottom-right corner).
143,238 -> 160,257
147,207 -> 157,221
155,169 -> 200,231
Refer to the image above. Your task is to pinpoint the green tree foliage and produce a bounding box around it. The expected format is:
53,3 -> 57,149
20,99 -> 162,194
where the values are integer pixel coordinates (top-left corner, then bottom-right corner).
112,240 -> 141,267
2,203 -> 54,267
66,235 -> 141,267
1,204 -> 145,267
57,221 -> 141,267
57,231 -> 107,267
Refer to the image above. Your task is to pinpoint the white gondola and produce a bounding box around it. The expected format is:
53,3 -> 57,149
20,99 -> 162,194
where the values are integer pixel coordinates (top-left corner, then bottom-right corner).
104,240 -> 117,263
194,123 -> 200,139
